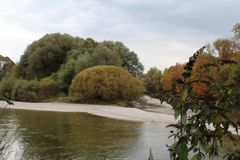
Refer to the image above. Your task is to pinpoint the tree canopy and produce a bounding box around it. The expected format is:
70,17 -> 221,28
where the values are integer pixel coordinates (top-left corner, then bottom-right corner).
16,33 -> 75,79
15,33 -> 144,93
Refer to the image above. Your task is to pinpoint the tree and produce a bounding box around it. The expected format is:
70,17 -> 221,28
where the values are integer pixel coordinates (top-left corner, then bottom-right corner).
121,51 -> 144,78
166,46 -> 240,160
213,39 -> 236,59
74,43 -> 122,73
162,63 -> 184,93
232,23 -> 240,41
101,41 -> 144,78
143,67 -> 164,102
190,53 -> 216,96
0,55 -> 15,79
69,65 -> 144,102
16,33 -> 75,79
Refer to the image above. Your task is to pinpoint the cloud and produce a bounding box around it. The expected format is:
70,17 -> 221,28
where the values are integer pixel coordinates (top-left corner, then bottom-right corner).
0,0 -> 239,70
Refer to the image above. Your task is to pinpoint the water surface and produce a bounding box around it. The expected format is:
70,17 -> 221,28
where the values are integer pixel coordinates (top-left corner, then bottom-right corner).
0,109 -> 171,160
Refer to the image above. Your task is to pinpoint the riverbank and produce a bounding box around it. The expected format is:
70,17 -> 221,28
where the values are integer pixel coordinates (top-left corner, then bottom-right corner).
0,101 -> 175,123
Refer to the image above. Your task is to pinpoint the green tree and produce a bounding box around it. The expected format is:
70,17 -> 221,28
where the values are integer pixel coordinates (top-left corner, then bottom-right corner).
74,43 -> 122,73
0,55 -> 15,79
16,33 -> 75,79
143,67 -> 164,102
101,41 -> 144,78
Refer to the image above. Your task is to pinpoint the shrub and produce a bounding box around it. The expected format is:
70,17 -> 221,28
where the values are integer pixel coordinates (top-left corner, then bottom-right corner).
69,66 -> 144,102
39,77 -> 60,99
0,77 -> 16,98
12,79 -> 40,102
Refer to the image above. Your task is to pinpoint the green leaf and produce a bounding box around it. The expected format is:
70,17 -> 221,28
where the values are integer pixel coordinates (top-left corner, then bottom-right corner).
174,108 -> 181,119
182,87 -> 188,102
178,142 -> 188,160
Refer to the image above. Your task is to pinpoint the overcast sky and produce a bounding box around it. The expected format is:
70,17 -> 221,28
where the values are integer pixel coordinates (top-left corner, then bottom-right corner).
0,0 -> 239,70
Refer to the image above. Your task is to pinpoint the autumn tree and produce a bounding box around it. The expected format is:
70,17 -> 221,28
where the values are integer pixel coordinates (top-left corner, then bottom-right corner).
162,63 -> 184,93
190,53 -> 216,96
213,23 -> 240,59
69,66 -> 144,102
166,46 -> 240,160
213,39 -> 236,59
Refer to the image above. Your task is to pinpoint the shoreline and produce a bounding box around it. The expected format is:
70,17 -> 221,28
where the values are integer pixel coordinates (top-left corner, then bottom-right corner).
0,101 -> 176,123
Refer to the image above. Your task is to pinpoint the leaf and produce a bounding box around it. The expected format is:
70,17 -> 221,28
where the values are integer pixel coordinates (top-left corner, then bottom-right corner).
178,142 -> 188,160
182,103 -> 191,115
174,108 -> 181,119
182,87 -> 188,102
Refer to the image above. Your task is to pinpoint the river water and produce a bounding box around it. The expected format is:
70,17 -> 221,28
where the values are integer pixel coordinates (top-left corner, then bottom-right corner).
0,109 -> 172,160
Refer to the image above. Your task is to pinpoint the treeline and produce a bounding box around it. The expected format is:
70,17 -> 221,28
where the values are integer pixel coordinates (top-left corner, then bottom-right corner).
1,24 -> 240,107
0,33 -> 144,104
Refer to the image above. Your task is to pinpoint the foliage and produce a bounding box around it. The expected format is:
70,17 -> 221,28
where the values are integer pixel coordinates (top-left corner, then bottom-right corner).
143,67 -> 164,102
162,63 -> 184,93
166,46 -> 240,160
16,33 -> 75,79
69,65 -> 145,102
74,43 -> 122,73
101,41 -> 144,78
11,79 -> 40,102
9,77 -> 60,102
0,55 -> 15,79
121,50 -> 144,78
0,77 -> 16,99
14,34 -> 144,95
190,53 -> 216,96
39,77 -> 60,99
213,39 -> 236,59
57,59 -> 75,94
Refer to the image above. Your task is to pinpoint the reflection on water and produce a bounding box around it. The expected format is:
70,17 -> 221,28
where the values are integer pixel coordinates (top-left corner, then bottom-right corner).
0,109 -> 171,160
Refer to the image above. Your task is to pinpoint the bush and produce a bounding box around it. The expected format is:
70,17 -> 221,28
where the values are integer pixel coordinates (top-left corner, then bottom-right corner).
0,77 -> 16,98
69,66 -> 144,102
39,77 -> 60,99
12,79 -> 40,102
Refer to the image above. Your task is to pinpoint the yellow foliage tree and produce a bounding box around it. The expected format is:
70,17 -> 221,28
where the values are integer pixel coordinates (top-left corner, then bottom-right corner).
69,65 -> 144,102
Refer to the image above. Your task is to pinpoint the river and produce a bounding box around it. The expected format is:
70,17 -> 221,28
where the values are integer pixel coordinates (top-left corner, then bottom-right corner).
0,109 -> 172,160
